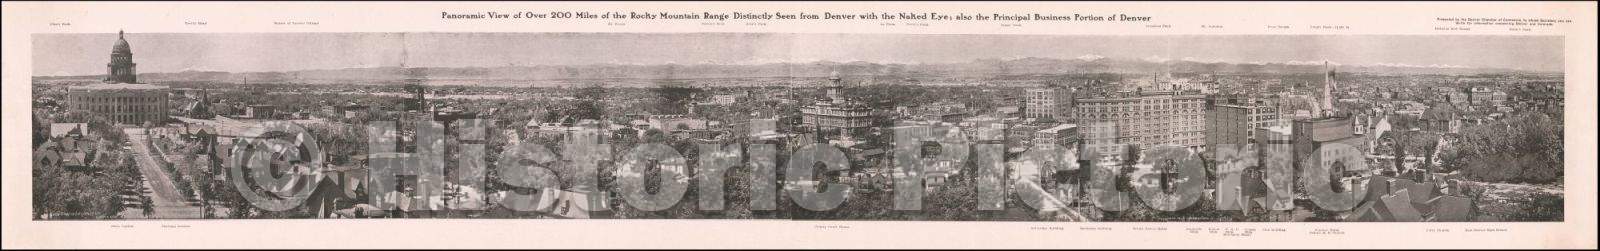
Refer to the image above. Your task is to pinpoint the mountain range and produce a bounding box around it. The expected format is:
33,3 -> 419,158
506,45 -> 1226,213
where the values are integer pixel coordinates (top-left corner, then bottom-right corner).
38,57 -> 1543,85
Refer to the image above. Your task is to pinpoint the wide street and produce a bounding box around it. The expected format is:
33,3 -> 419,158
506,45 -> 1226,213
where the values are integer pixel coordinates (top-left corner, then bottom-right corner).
123,128 -> 203,219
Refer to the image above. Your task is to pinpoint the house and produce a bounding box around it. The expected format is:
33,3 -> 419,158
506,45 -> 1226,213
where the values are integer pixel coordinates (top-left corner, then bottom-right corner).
49,123 -> 88,138
1033,123 -> 1080,147
245,105 -> 278,119
1419,103 -> 1461,133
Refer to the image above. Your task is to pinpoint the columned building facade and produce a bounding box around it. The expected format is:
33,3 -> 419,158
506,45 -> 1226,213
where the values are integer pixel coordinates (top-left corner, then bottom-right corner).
67,30 -> 169,125
801,77 -> 874,131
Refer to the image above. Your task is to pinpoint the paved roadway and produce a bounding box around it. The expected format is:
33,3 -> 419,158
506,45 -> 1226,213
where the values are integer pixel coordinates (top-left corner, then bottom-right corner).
124,128 -> 204,219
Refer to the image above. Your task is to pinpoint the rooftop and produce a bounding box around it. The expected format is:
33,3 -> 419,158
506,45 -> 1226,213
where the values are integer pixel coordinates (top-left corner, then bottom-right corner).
68,82 -> 168,90
1039,123 -> 1078,134
49,123 -> 87,137
1260,125 -> 1293,135
1421,103 -> 1459,120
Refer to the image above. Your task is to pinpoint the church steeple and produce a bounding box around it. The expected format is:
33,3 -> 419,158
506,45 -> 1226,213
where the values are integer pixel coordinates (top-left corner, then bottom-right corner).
106,29 -> 138,83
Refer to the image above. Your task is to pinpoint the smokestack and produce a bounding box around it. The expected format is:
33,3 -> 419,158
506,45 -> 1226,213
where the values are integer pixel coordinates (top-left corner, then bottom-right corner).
1322,61 -> 1335,116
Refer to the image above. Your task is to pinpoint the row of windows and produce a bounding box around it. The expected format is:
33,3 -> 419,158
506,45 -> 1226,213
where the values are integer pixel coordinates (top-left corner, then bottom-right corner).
1123,130 -> 1203,138
1077,106 -> 1204,113
1123,122 -> 1204,130
78,104 -> 162,114
110,114 -> 157,124
1085,137 -> 1204,147
1077,114 -> 1205,123
802,109 -> 871,117
1079,122 -> 1205,132
1080,98 -> 1203,106
803,117 -> 871,127
74,96 -> 162,103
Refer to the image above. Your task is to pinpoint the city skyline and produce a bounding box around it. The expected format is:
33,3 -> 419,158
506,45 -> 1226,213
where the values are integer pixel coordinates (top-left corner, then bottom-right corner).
28,29 -> 1569,224
32,33 -> 1564,77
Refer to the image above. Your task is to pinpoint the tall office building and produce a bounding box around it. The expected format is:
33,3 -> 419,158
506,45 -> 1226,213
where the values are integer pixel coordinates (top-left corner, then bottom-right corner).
1025,87 -> 1074,122
1074,90 -> 1207,151
1205,97 -> 1280,150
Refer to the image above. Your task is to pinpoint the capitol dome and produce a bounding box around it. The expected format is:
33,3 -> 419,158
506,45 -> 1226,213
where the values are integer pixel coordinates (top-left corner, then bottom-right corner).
112,30 -> 131,54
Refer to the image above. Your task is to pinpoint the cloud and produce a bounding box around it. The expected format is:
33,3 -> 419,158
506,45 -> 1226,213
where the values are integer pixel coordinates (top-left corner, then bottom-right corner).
1142,55 -> 1170,63
1076,54 -> 1106,61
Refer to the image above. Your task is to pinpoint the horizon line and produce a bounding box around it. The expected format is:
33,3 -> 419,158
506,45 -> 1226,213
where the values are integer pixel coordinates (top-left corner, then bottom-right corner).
33,56 -> 1557,78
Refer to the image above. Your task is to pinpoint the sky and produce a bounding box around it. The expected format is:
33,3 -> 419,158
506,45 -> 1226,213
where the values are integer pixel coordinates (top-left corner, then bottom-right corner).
32,32 -> 1565,76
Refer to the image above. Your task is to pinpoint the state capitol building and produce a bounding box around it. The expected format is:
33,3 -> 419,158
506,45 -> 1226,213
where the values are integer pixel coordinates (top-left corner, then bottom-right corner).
66,30 -> 169,125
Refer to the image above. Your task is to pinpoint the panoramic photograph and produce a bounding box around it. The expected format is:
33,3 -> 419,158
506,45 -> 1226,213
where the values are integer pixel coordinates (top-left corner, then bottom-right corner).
30,32 -> 1564,222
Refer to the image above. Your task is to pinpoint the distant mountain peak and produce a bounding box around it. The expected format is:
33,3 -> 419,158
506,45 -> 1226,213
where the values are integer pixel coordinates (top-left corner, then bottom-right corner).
42,56 -> 1537,84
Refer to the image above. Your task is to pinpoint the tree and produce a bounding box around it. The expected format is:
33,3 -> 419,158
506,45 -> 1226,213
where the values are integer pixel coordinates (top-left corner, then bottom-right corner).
32,144 -> 138,219
1392,130 -> 1409,174
1450,113 -> 1563,183
33,111 -> 48,148
652,84 -> 702,115
1513,113 -> 1563,183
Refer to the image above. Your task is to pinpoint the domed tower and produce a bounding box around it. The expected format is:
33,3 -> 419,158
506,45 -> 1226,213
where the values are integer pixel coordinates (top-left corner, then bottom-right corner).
105,30 -> 138,83
825,70 -> 844,104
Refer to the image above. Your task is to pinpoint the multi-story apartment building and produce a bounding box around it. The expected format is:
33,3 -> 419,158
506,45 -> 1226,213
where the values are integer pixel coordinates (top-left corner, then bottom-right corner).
1074,90 -> 1208,152
1205,97 -> 1280,151
1025,87 -> 1074,122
